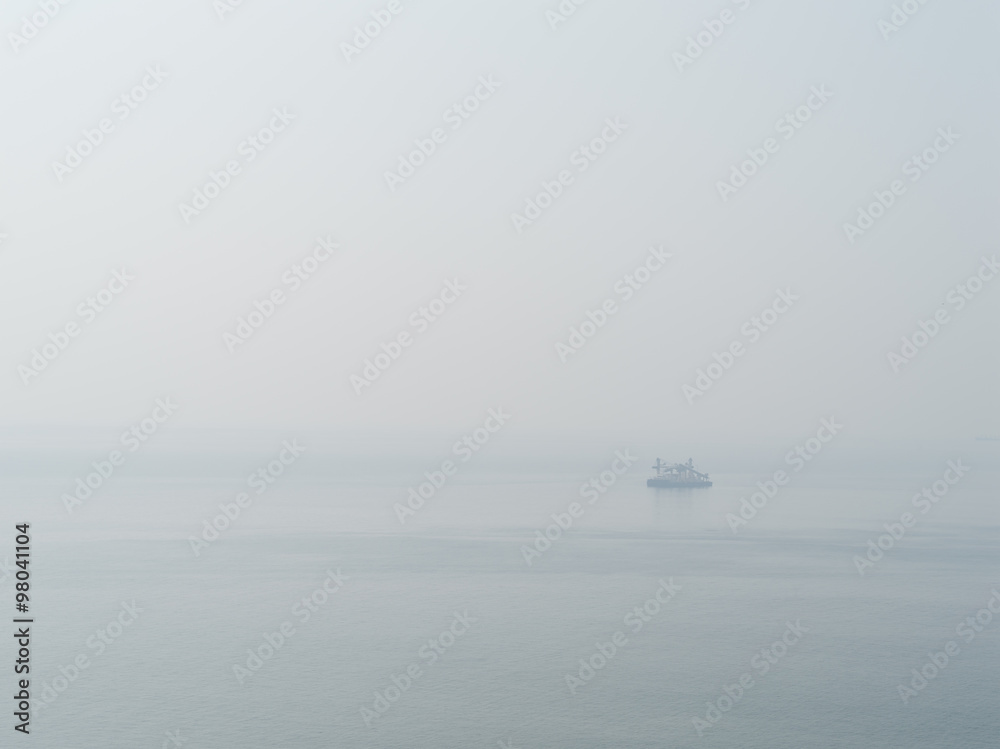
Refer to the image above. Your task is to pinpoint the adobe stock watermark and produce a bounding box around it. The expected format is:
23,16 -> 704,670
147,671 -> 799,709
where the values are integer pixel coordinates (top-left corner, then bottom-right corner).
886,255 -> 997,373
726,418 -> 842,533
683,288 -> 798,404
384,75 -> 501,191
31,600 -> 143,715
896,588 -> 999,705
878,0 -> 933,40
716,85 -> 834,202
61,398 -> 179,514
360,610 -> 478,727
341,1 -> 403,62
842,127 -> 960,244
672,0 -> 753,72
51,66 -> 169,183
178,107 -> 295,223
8,0 -> 73,54
188,439 -> 305,555
545,0 -> 591,30
510,117 -> 628,234
853,460 -> 970,575
224,236 -> 339,352
555,246 -> 670,363
565,578 -> 681,695
18,268 -> 135,385
521,450 -> 637,565
232,568 -> 348,684
394,408 -> 511,523
692,620 -> 808,736
214,0 -> 248,21
350,278 -> 466,394
159,730 -> 186,749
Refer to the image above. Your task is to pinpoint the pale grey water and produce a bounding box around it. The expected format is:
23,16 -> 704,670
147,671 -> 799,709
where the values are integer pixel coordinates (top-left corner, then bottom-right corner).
5,462 -> 999,748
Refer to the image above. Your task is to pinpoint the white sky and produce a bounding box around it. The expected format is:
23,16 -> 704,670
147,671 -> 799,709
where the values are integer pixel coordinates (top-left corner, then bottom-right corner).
1,0 -> 997,446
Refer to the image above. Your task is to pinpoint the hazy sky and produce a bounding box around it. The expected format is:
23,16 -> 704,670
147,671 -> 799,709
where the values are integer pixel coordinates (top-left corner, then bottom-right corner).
2,0 -> 997,445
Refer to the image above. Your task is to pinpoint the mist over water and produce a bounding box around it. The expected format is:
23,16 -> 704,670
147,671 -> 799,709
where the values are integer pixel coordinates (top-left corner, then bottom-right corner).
8,435 -> 1000,747
3,0 -> 999,746
10,461 -> 1000,748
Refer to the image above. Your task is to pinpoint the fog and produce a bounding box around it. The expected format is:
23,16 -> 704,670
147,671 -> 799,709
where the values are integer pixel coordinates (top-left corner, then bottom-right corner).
4,6 -> 1000,748
2,0 -> 997,450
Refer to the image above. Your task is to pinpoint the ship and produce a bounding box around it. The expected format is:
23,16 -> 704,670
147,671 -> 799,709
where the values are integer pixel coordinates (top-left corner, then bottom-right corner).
647,458 -> 712,488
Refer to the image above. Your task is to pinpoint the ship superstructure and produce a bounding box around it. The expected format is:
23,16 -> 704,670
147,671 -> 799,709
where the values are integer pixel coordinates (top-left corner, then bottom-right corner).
647,458 -> 712,488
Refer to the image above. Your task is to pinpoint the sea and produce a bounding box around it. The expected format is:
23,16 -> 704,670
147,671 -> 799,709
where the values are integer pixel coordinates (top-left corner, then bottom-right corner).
4,445 -> 998,748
